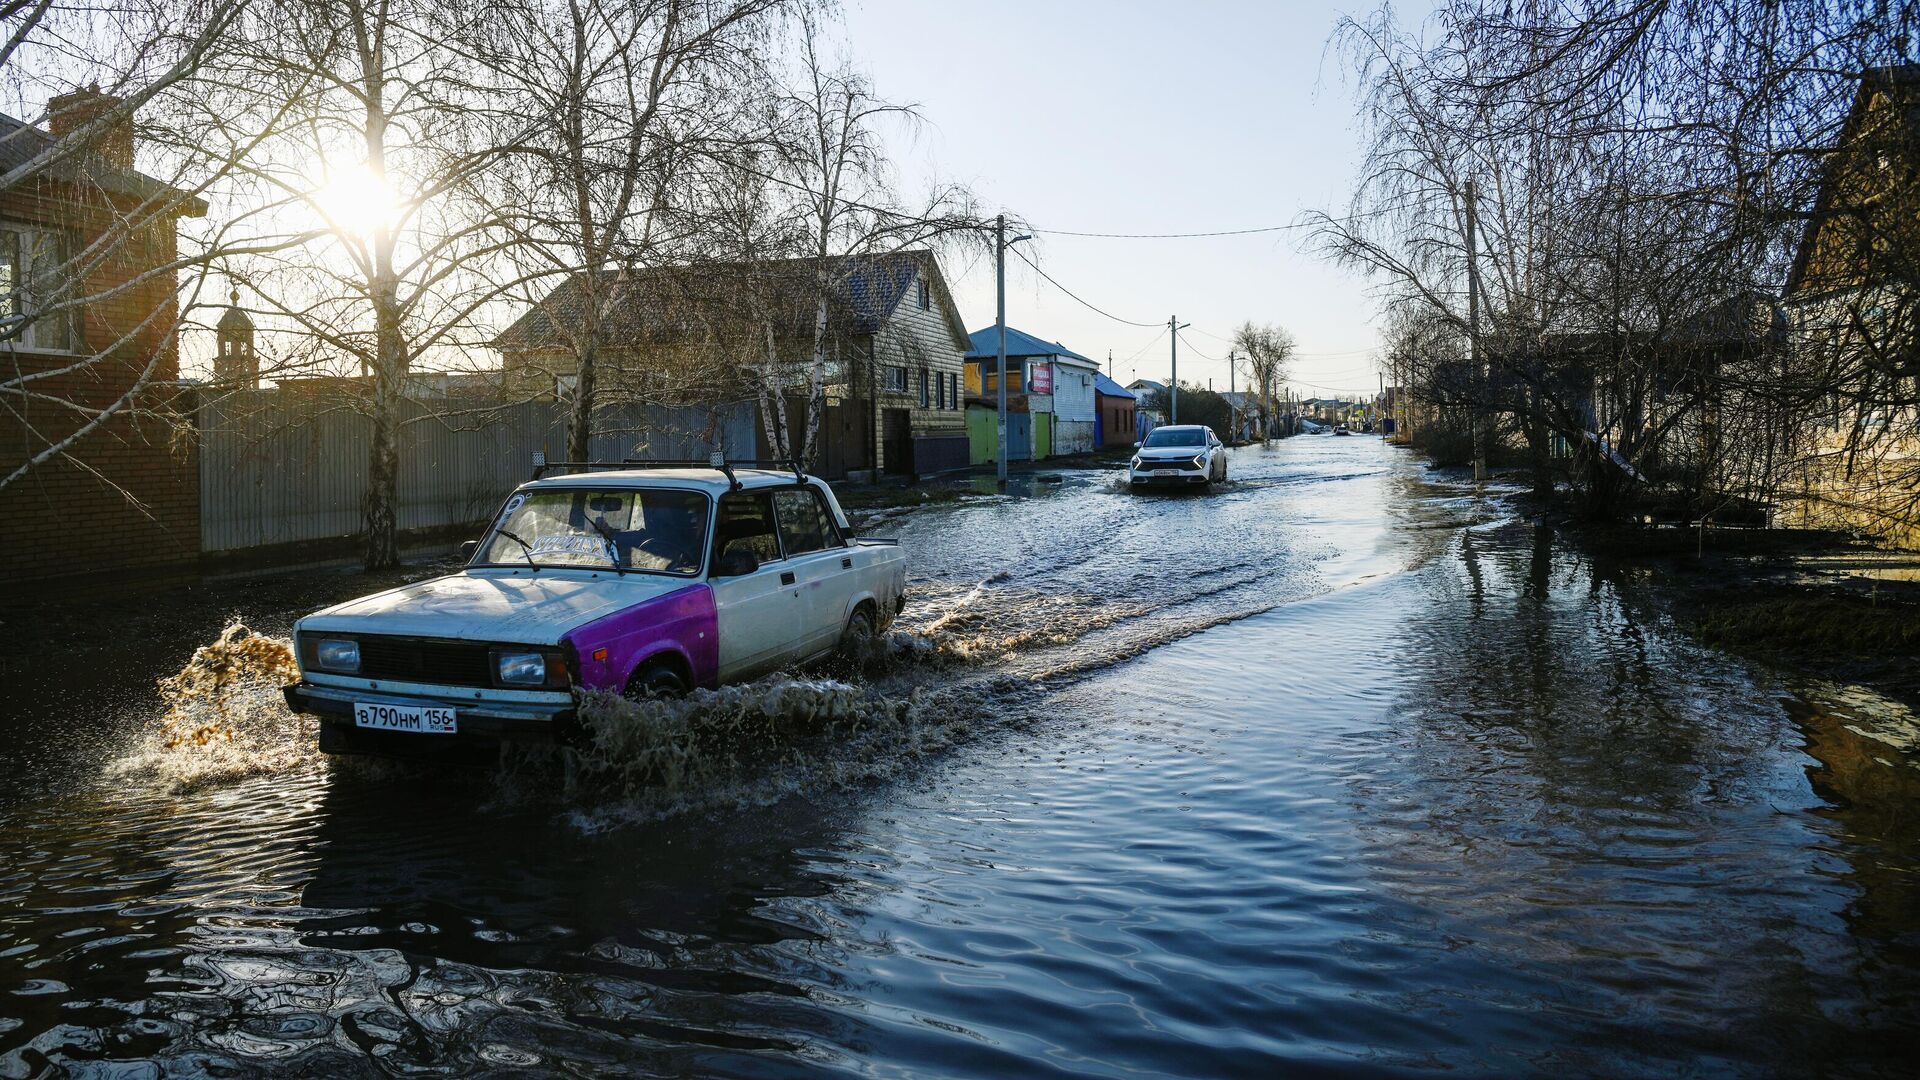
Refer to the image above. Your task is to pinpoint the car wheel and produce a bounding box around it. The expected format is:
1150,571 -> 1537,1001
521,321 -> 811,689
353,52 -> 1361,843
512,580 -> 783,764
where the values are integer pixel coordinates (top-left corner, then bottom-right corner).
626,658 -> 689,699
838,603 -> 877,663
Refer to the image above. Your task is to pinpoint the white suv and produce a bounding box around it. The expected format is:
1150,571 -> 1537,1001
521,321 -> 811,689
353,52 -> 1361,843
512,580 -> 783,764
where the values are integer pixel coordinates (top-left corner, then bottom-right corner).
1128,425 -> 1227,489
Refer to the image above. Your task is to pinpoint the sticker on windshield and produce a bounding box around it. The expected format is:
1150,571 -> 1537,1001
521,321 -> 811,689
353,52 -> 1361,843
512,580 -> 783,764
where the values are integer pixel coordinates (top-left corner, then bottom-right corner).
529,533 -> 618,564
499,493 -> 526,522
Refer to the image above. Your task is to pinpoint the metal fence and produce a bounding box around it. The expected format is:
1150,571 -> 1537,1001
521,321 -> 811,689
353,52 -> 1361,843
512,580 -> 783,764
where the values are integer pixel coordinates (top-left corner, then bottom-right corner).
198,391 -> 755,553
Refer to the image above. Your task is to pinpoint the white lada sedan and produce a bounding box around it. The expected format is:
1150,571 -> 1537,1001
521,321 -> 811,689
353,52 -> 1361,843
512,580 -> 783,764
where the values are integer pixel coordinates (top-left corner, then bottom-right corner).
282,462 -> 907,760
1128,425 -> 1227,489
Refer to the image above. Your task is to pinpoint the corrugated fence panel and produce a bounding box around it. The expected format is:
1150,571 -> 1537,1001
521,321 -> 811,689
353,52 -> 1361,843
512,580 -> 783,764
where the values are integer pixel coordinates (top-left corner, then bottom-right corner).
201,395 -> 755,554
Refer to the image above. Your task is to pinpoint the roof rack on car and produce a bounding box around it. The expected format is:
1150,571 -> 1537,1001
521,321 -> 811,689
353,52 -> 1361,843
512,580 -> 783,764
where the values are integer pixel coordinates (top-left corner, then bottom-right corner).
530,455 -> 806,491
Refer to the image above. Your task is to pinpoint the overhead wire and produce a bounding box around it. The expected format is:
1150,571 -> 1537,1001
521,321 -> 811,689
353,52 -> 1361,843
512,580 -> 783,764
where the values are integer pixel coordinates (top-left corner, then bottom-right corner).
1007,244 -> 1162,329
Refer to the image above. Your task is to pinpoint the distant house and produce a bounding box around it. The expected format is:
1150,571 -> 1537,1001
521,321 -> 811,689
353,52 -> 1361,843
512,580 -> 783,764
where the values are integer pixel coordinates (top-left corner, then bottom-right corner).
1094,372 -> 1136,448
495,249 -> 970,478
1,88 -> 210,583
963,325 -> 1100,460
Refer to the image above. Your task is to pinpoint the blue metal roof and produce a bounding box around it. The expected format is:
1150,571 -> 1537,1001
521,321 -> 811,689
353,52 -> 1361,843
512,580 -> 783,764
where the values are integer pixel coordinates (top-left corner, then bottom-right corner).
965,325 -> 1095,365
1094,372 -> 1135,399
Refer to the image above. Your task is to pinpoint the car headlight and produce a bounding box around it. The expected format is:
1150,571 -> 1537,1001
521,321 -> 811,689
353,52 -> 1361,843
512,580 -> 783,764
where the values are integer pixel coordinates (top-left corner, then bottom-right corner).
1191,455 -> 1206,469
314,637 -> 360,673
496,650 -> 549,686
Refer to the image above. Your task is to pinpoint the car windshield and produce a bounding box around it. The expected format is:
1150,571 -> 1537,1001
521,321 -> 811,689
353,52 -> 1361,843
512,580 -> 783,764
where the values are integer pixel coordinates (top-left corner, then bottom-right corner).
1143,428 -> 1206,448
479,488 -> 709,575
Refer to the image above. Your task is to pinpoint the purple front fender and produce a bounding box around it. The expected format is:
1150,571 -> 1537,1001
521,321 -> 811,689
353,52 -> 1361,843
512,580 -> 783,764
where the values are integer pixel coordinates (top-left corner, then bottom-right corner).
564,584 -> 720,692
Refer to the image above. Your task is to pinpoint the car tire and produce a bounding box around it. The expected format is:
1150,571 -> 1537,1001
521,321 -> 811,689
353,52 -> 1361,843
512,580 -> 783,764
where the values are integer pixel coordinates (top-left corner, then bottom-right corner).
626,658 -> 689,699
838,603 -> 877,663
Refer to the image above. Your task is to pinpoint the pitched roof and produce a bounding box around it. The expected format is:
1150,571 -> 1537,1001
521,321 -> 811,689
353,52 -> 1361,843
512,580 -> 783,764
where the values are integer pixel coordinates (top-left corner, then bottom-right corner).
1094,372 -> 1134,399
1786,64 -> 1920,293
964,325 -> 1095,365
0,112 -> 207,215
494,249 -> 965,353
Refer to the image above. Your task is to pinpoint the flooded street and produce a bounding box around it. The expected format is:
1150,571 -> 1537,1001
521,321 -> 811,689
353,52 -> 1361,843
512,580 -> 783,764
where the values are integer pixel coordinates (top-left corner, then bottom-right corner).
3,436 -> 1917,1076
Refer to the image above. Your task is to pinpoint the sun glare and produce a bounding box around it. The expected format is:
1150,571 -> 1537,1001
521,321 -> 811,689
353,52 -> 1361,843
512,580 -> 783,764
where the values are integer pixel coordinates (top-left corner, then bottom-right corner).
313,163 -> 406,239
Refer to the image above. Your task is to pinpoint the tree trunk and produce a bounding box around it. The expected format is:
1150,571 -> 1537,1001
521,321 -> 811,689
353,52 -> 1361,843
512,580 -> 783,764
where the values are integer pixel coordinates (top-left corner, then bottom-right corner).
568,335 -> 598,463
799,289 -> 829,468
364,283 -> 404,570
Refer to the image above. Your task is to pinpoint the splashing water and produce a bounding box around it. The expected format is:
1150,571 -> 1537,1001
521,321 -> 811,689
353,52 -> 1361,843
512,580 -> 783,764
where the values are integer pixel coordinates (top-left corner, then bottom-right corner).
542,677 -> 995,828
111,619 -> 321,790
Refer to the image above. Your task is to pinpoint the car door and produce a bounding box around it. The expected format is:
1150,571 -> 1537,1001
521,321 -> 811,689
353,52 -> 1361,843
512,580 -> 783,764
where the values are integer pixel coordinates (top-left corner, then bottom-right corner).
708,490 -> 801,680
772,485 -> 853,657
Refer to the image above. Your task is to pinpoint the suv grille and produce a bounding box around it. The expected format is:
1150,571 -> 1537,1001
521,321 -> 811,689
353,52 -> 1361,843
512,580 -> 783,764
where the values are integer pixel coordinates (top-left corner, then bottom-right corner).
356,635 -> 494,688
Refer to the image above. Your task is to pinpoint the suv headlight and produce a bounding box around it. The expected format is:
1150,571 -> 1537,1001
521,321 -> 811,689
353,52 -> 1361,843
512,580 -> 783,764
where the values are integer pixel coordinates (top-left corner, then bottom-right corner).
496,650 -> 549,686
314,637 -> 360,673
1191,455 -> 1206,469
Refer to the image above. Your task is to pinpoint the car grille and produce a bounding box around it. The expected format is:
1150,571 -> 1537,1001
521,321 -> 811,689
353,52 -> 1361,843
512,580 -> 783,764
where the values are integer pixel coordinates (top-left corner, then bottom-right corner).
355,635 -> 494,688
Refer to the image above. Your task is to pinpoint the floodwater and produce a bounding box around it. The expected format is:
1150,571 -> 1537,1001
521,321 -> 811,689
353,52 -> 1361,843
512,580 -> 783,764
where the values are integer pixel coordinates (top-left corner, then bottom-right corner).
3,437 -> 1918,1077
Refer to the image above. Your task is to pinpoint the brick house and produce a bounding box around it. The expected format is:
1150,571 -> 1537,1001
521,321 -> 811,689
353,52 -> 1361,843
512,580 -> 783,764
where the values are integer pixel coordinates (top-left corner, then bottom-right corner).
1,88 -> 209,584
493,249 -> 972,477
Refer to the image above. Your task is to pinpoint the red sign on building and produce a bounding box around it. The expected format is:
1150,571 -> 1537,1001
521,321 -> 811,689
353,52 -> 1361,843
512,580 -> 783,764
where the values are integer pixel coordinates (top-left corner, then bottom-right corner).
1029,362 -> 1053,394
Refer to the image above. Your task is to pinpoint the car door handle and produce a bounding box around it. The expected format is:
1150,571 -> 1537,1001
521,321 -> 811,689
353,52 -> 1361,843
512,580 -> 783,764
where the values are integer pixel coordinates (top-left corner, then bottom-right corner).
780,571 -> 796,586
841,557 -> 853,570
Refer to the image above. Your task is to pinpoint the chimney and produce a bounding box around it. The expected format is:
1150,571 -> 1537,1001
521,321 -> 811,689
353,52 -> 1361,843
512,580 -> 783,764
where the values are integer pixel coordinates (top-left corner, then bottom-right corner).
48,84 -> 134,171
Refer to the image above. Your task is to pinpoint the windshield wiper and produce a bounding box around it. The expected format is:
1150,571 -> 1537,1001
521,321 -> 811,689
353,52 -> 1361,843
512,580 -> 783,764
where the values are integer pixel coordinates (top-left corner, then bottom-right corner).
582,517 -> 629,574
492,527 -> 541,570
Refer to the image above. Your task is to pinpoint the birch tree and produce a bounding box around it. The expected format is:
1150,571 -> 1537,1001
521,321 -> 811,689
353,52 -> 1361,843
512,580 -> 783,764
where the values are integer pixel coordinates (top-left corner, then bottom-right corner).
773,10 -> 980,466
476,0 -> 781,464
235,0 -> 535,569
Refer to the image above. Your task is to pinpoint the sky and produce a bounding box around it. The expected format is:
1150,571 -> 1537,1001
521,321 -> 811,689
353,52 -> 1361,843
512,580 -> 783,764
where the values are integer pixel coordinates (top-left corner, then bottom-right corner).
839,0 -> 1430,401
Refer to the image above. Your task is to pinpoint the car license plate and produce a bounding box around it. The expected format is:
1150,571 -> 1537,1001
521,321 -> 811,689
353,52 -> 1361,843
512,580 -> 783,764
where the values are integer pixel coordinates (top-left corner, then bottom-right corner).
353,701 -> 457,734
1153,469 -> 1178,476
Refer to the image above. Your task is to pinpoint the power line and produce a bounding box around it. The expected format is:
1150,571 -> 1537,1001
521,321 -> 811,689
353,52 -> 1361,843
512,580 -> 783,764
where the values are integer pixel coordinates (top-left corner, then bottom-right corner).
1120,327 -> 1167,364
1008,245 -> 1161,328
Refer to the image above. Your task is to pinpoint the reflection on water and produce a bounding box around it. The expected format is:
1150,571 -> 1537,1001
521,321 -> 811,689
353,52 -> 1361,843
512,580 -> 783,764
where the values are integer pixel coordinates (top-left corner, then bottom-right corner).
3,438 -> 1917,1076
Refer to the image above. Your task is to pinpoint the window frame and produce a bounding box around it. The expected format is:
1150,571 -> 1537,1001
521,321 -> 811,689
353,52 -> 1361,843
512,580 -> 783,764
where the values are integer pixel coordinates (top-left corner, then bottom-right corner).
883,365 -> 909,394
770,483 -> 845,557
0,221 -> 77,354
918,366 -> 930,408
710,488 -> 786,571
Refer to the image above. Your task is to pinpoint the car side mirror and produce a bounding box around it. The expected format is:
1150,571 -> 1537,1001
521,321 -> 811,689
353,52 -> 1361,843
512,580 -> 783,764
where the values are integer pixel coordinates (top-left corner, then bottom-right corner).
459,539 -> 479,562
715,548 -> 759,577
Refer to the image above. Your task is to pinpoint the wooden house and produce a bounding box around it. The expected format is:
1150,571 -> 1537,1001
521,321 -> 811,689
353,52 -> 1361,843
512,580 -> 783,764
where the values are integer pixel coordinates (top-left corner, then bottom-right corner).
494,249 -> 971,478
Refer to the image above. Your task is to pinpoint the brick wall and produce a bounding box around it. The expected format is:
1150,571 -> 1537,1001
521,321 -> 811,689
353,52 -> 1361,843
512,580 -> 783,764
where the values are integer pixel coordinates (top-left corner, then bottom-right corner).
1,177 -> 200,586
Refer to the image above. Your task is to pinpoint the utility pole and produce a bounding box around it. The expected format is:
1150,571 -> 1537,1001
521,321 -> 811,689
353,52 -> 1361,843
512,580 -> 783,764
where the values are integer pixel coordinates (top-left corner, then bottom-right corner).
1168,315 -> 1189,423
1465,178 -> 1487,481
993,216 -> 1031,486
996,215 -> 1009,486
1379,372 -> 1386,438
1228,351 -> 1236,442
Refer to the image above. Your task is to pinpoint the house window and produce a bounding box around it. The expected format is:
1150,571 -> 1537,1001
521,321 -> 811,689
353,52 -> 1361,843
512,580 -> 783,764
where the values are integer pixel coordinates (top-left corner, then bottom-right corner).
0,224 -> 75,352
950,372 -> 960,409
917,279 -> 930,310
936,370 -> 946,409
918,366 -> 930,408
884,365 -> 908,393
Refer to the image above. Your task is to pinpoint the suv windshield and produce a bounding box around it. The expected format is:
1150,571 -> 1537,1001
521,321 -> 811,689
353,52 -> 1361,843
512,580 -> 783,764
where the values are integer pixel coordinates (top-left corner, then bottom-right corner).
478,488 -> 709,575
1142,428 -> 1206,448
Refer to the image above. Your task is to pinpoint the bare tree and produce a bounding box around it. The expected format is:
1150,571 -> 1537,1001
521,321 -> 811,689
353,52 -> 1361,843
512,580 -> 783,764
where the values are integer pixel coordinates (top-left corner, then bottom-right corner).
476,0 -> 781,464
772,9 -> 980,466
232,0 -> 538,569
1231,321 -> 1295,446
